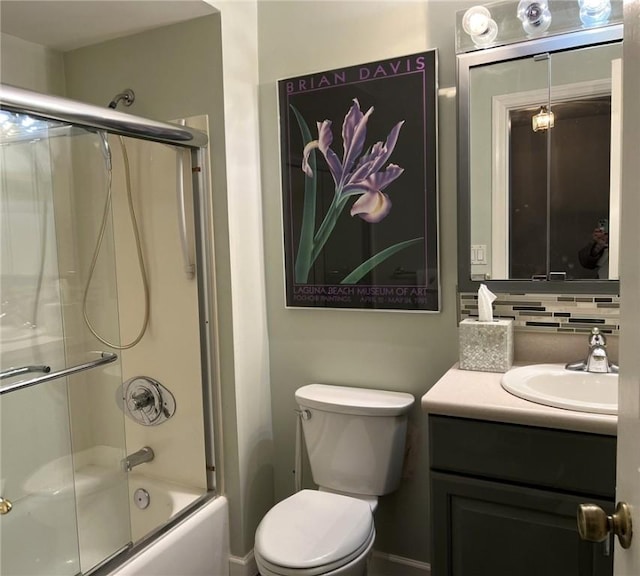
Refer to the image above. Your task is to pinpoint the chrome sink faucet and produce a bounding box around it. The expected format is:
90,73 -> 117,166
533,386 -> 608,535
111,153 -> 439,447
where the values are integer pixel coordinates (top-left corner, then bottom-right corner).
566,327 -> 618,374
122,446 -> 154,472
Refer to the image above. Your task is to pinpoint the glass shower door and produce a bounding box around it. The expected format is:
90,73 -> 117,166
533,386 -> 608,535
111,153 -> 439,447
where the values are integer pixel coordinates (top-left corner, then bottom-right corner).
0,114 -> 131,575
62,127 -> 132,574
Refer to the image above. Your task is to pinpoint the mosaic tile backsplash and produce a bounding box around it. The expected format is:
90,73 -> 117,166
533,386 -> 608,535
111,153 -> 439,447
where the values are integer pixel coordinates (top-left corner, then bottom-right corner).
458,292 -> 620,335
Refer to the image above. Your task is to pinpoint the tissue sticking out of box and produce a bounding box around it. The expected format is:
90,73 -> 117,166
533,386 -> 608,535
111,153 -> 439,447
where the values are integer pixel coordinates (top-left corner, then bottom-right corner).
478,283 -> 496,322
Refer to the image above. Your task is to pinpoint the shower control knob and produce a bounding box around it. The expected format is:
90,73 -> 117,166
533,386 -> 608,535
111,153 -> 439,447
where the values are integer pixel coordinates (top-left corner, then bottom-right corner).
131,389 -> 154,410
122,376 -> 176,426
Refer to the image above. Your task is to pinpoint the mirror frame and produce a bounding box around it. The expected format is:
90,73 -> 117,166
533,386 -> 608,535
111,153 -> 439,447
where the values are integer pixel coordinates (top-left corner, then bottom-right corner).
457,24 -> 623,294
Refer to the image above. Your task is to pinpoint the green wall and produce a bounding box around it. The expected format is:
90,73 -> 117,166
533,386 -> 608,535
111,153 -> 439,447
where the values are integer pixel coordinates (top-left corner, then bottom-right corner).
257,0 -> 472,562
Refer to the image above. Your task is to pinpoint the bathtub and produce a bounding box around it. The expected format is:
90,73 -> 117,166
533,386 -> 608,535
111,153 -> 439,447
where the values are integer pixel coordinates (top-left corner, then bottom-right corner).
105,493 -> 229,576
5,449 -> 229,576
127,473 -> 205,542
0,490 -> 81,576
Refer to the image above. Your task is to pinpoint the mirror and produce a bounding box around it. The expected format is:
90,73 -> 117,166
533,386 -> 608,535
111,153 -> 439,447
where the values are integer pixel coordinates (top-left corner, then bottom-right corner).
458,24 -> 622,293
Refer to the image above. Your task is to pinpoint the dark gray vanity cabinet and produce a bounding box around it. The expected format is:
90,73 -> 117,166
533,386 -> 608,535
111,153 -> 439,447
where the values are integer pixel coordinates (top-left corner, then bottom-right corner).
429,415 -> 617,576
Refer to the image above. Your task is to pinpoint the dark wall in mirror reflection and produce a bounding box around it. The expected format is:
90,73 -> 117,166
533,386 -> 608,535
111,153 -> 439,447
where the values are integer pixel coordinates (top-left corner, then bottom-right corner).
510,97 -> 611,280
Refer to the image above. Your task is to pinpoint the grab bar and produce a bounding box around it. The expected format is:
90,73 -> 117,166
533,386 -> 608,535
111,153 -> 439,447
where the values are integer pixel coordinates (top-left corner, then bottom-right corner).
0,365 -> 51,380
0,352 -> 118,396
176,120 -> 195,279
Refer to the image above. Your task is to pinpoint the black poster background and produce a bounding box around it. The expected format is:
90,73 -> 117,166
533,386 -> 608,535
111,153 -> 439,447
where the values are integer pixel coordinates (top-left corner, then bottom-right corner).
279,51 -> 439,311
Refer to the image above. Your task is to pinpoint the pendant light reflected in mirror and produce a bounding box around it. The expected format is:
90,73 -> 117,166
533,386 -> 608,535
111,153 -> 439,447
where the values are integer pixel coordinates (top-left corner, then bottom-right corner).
532,106 -> 555,132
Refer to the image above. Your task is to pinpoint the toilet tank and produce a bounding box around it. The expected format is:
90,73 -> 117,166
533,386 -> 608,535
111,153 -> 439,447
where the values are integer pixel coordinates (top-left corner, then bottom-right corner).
295,384 -> 414,496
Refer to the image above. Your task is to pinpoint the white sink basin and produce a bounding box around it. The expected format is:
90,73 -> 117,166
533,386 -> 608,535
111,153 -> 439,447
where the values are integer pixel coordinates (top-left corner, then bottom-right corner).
501,363 -> 617,415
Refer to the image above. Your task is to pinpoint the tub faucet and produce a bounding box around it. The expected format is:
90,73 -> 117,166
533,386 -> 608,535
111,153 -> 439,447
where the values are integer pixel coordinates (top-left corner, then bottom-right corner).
123,447 -> 154,472
565,327 -> 618,374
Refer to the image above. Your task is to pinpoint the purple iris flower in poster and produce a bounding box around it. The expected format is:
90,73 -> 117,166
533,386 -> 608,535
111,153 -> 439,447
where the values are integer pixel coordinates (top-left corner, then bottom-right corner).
301,99 -> 405,223
293,98 -> 420,285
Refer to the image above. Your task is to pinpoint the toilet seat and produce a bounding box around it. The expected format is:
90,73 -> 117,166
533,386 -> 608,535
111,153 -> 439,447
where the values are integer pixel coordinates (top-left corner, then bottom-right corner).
255,490 -> 375,576
255,530 -> 374,576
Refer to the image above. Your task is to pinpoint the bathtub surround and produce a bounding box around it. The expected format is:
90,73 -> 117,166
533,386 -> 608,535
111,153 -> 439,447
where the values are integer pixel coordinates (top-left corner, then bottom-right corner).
0,85 -> 224,575
2,5 -> 272,568
4,12 -> 225,576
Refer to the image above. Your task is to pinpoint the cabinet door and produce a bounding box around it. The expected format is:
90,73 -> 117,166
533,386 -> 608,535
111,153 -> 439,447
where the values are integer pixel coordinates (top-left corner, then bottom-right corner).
431,472 -> 613,576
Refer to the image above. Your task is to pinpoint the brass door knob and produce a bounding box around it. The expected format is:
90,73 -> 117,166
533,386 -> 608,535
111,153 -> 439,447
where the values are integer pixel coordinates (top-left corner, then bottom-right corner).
578,502 -> 633,549
0,497 -> 12,515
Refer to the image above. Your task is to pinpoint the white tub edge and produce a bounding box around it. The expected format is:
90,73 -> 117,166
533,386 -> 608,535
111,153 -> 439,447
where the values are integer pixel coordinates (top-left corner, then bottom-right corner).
107,495 -> 229,576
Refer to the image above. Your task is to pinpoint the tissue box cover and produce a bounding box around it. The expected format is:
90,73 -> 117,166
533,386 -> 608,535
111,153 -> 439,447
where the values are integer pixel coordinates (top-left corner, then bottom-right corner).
459,318 -> 513,373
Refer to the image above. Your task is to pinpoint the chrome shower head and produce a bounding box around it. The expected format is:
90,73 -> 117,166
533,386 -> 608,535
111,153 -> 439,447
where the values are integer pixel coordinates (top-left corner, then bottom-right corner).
108,89 -> 135,109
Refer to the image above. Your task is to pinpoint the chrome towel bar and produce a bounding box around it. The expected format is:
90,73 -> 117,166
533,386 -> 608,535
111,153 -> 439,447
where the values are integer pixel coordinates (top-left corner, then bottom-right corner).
0,352 -> 118,396
0,365 -> 51,380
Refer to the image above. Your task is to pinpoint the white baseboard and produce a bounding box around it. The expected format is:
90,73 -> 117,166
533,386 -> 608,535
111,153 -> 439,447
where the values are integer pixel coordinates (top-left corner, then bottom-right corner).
369,551 -> 431,576
229,550 -> 258,576
231,548 -> 429,576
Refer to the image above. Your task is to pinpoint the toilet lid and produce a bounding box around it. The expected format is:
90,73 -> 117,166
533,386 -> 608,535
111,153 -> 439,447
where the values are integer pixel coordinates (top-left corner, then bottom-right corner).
255,490 -> 374,572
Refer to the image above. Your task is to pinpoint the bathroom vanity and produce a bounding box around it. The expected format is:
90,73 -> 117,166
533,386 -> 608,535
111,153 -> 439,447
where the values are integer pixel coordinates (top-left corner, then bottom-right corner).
423,366 -> 617,576
443,2 -> 623,572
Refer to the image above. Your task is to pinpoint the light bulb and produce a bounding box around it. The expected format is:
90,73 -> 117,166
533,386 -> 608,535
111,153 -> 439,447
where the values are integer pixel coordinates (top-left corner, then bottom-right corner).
462,6 -> 492,36
578,0 -> 611,27
462,6 -> 498,48
517,0 -> 552,36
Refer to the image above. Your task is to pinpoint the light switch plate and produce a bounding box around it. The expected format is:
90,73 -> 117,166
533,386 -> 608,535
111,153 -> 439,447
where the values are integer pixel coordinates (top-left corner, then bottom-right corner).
471,244 -> 487,265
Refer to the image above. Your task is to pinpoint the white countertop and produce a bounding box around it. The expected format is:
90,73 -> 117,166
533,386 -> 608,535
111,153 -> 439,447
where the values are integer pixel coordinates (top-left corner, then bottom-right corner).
421,364 -> 617,436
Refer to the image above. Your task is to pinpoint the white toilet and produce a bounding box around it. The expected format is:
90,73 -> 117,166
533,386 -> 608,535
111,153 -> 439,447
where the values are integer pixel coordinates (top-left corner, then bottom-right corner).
254,383 -> 415,576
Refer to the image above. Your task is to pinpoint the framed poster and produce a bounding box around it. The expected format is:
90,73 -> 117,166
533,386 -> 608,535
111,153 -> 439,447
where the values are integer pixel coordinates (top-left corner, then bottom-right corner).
279,50 -> 439,311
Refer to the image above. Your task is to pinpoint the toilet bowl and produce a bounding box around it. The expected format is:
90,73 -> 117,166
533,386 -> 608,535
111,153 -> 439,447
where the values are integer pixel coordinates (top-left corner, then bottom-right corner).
255,490 -> 375,576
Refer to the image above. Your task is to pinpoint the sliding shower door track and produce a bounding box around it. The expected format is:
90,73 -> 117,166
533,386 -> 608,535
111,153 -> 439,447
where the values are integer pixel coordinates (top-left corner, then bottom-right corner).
0,352 -> 118,396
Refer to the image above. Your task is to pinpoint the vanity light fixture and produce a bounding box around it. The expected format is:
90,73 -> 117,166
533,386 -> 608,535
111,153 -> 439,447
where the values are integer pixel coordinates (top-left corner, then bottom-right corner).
532,106 -> 555,132
578,0 -> 611,27
517,0 -> 552,35
462,6 -> 499,48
